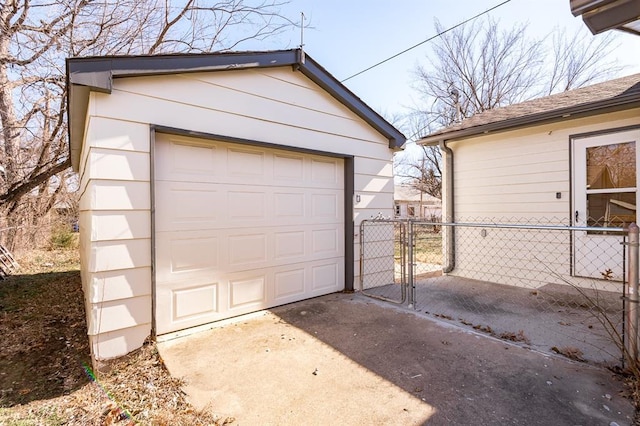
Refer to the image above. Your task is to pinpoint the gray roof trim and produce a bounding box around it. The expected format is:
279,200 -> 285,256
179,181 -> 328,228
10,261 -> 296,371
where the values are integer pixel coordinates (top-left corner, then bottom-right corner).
67,49 -> 405,170
419,83 -> 640,146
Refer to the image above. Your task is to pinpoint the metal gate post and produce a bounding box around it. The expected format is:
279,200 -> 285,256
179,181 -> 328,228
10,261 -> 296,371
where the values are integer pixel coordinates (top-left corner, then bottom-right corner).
627,223 -> 639,362
407,220 -> 414,309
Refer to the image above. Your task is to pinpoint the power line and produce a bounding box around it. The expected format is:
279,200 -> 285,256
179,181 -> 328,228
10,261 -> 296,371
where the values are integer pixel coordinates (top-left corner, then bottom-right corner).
340,0 -> 512,83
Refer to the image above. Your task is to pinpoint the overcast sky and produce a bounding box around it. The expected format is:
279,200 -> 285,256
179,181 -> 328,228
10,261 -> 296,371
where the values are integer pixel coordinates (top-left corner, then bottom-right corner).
244,0 -> 640,129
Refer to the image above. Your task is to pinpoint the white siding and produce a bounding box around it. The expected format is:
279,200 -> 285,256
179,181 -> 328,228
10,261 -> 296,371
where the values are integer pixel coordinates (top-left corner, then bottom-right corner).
78,117 -> 152,360
78,67 -> 394,359
446,108 -> 640,290
450,109 -> 640,221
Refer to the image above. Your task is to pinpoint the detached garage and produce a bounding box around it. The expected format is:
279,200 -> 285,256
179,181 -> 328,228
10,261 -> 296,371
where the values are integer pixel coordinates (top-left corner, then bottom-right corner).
67,49 -> 405,361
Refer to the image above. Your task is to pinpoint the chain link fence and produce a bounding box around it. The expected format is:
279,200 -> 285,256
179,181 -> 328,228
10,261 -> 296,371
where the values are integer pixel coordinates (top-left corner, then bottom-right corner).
360,218 -> 631,366
359,219 -> 407,304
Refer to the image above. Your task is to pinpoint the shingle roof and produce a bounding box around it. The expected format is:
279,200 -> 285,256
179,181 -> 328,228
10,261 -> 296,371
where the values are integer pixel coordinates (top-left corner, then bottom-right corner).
419,73 -> 640,145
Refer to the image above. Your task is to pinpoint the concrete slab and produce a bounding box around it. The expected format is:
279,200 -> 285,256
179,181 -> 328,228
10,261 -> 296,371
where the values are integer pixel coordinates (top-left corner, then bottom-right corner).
158,293 -> 634,425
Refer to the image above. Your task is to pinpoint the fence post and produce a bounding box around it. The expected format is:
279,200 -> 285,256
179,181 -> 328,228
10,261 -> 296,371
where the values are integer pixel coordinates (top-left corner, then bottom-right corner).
627,223 -> 639,362
407,220 -> 414,309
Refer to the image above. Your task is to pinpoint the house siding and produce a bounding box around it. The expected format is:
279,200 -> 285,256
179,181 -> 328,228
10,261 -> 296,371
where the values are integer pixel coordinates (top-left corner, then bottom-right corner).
78,67 -> 394,359
450,108 -> 640,221
78,116 -> 152,360
445,108 -> 640,290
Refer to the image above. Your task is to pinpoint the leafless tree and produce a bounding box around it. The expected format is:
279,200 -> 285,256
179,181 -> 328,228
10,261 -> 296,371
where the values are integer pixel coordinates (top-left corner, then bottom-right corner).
545,27 -> 621,95
396,18 -> 622,199
394,112 -> 442,199
0,0 -> 295,249
414,18 -> 545,130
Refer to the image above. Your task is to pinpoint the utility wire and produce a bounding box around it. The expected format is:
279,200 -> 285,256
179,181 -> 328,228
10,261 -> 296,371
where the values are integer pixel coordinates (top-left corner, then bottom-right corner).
340,0 -> 512,82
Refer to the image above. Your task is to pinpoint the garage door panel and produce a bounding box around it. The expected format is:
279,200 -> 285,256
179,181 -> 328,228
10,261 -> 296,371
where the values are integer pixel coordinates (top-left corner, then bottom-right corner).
228,233 -> 268,266
158,226 -> 343,283
312,228 -> 340,255
273,268 -> 306,300
155,138 -> 220,182
156,278 -> 228,331
227,147 -> 265,177
155,133 -> 345,335
311,262 -> 340,292
157,186 -> 343,231
274,191 -> 305,218
311,158 -> 341,185
274,153 -> 305,181
227,191 -> 266,220
155,181 -> 219,232
229,275 -> 267,309
173,283 -> 219,321
274,230 -> 305,259
170,236 -> 219,272
311,193 -> 341,219
155,231 -> 222,283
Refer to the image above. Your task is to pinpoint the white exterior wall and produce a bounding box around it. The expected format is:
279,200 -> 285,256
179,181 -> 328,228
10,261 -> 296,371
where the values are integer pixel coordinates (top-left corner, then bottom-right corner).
445,108 -> 640,290
78,117 -> 153,360
79,67 -> 394,359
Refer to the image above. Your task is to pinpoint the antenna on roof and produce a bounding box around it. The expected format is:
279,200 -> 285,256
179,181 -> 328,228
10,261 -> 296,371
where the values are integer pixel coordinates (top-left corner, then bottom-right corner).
299,12 -> 306,51
449,86 -> 462,123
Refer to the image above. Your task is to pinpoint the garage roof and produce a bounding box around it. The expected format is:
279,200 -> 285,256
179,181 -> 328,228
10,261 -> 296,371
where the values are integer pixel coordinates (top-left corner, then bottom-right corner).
66,49 -> 406,170
418,72 -> 640,146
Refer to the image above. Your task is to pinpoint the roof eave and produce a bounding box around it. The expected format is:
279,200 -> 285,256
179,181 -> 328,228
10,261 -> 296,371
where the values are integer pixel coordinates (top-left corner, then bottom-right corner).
297,53 -> 406,149
67,49 -> 406,171
418,93 -> 640,146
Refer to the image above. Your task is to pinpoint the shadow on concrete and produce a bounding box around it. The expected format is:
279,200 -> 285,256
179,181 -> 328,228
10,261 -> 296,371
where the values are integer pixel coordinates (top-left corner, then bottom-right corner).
365,276 -> 623,365
159,292 -> 634,425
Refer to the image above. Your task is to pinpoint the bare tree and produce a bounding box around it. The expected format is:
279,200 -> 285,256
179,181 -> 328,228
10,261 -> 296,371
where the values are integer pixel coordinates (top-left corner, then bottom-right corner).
414,18 -> 545,130
0,0 -> 295,249
396,17 -> 622,199
545,27 -> 621,95
394,112 -> 442,198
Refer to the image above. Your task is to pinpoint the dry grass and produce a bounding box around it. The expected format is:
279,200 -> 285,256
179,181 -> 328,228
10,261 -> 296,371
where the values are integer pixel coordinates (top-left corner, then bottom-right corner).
551,346 -> 586,363
0,248 -> 232,425
499,330 -> 531,345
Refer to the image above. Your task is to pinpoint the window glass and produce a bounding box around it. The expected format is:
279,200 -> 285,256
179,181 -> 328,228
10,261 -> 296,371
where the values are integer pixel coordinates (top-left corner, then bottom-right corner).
586,142 -> 635,189
587,192 -> 636,227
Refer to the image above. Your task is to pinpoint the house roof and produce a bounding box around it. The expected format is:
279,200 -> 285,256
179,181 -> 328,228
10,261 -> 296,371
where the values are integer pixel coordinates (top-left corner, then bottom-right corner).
419,73 -> 640,146
66,49 -> 406,170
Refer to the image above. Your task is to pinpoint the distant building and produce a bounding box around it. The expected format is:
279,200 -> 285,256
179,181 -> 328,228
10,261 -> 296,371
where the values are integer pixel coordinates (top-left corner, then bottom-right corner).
394,185 -> 442,220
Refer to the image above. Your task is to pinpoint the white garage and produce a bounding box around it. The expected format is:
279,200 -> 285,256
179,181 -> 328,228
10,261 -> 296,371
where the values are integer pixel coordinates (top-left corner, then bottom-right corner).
67,49 -> 404,361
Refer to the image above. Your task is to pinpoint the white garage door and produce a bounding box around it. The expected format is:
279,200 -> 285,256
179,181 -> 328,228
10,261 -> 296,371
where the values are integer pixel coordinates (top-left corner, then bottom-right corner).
154,133 -> 345,335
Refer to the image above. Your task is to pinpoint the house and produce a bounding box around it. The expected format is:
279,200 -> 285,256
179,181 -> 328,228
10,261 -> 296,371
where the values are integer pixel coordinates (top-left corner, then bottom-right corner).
418,73 -> 640,287
393,185 -> 442,220
66,49 -> 405,362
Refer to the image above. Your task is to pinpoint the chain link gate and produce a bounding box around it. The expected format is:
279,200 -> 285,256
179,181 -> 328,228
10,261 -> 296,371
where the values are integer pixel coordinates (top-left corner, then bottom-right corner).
360,218 -> 636,366
359,219 -> 408,304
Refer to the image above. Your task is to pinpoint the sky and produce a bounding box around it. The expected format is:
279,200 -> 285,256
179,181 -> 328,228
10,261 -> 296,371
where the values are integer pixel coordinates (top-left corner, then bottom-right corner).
243,0 -> 640,139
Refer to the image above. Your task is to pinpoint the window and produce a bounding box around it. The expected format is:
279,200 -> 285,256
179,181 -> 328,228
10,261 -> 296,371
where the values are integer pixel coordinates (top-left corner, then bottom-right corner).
394,204 -> 401,216
408,206 -> 415,217
585,141 -> 636,229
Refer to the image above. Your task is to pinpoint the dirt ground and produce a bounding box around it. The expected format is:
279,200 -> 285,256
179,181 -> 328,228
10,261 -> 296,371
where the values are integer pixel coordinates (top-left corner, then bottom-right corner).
0,249 -> 227,425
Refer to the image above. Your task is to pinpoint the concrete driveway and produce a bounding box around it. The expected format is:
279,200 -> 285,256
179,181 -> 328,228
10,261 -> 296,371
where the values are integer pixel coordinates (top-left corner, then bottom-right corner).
157,293 -> 634,425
